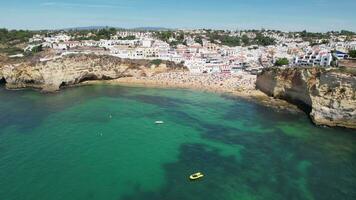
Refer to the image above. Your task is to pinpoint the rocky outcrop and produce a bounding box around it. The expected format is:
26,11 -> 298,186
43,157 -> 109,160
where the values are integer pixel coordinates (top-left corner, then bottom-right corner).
0,54 -> 187,92
256,67 -> 356,129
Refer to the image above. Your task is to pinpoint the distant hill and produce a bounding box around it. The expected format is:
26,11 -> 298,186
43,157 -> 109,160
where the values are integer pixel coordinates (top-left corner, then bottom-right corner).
63,26 -> 115,31
59,26 -> 172,31
132,27 -> 172,31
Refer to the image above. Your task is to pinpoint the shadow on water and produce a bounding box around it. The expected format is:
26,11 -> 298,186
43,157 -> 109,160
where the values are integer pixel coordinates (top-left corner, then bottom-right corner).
121,129 -> 356,200
223,95 -> 304,122
121,144 -> 244,200
114,93 -> 356,200
0,85 -> 130,133
120,142 -> 306,200
222,94 -> 315,128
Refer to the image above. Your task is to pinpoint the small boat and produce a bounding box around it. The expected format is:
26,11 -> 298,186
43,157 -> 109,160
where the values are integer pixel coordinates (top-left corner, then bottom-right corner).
155,121 -> 164,124
189,172 -> 204,180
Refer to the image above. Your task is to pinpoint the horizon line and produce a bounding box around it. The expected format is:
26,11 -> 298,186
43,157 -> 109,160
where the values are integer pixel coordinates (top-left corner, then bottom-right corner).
1,26 -> 355,33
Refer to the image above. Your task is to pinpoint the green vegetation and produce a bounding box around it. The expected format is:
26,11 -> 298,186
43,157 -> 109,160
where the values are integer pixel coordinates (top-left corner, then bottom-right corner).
150,59 -> 163,65
93,28 -> 117,40
121,35 -> 136,40
31,45 -> 43,53
155,31 -> 186,47
72,28 -> 118,41
275,58 -> 289,66
206,31 -> 241,47
0,29 -> 35,55
0,28 -> 33,45
155,31 -> 174,42
299,30 -> 328,39
220,35 -> 241,47
194,36 -> 203,45
198,30 -> 276,47
241,34 -> 250,46
167,41 -> 177,47
255,33 -> 276,46
0,47 -> 23,55
340,30 -> 355,36
71,28 -> 138,41
349,50 -> 356,58
22,45 -> 43,57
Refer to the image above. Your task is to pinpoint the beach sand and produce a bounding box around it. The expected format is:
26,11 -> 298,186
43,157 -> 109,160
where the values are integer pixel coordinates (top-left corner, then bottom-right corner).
81,72 -> 300,112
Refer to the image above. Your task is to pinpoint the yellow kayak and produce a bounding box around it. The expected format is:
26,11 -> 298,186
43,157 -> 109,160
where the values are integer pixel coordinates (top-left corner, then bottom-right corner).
189,172 -> 204,180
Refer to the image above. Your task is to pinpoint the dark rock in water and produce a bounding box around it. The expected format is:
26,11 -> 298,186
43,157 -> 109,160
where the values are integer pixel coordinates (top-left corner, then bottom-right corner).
0,77 -> 6,85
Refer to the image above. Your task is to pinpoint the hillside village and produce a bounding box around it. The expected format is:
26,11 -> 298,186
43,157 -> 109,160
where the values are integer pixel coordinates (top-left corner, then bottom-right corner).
2,28 -> 356,75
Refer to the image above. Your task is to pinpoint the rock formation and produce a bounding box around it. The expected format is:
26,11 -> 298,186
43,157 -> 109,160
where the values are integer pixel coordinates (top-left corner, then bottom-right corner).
256,67 -> 356,129
0,54 -> 187,92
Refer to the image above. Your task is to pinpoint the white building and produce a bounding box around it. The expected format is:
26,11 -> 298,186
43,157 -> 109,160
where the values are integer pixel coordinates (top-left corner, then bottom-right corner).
294,51 -> 333,66
53,43 -> 69,50
44,34 -> 71,43
142,40 -> 153,48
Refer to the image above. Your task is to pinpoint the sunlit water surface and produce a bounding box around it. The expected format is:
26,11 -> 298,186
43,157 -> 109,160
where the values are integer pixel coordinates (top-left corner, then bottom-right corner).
0,85 -> 355,200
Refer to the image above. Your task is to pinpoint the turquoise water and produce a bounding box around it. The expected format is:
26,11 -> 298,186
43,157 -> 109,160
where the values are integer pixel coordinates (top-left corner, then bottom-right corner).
0,85 -> 355,200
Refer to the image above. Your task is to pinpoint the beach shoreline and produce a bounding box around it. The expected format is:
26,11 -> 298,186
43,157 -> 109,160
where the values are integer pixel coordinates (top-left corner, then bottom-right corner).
79,72 -> 301,113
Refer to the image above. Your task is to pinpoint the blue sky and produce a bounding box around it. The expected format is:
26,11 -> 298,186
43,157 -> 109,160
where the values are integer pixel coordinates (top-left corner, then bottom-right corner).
1,0 -> 355,31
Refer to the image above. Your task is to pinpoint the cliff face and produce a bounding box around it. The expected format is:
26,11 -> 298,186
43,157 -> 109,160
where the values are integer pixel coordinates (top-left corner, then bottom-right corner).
256,67 -> 356,129
0,54 -> 186,92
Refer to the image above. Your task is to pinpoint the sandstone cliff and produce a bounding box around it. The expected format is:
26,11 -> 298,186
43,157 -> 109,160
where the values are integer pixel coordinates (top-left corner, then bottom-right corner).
0,54 -> 187,92
256,67 -> 356,129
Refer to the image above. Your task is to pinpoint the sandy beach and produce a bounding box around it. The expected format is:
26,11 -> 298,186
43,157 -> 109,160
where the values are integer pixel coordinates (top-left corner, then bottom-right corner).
81,72 -> 300,112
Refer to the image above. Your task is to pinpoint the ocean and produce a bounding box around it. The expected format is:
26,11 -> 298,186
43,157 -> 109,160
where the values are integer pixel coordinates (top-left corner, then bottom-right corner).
0,85 -> 355,200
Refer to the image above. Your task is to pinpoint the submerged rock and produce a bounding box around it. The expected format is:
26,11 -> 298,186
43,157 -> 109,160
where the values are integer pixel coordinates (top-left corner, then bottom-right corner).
256,67 -> 356,129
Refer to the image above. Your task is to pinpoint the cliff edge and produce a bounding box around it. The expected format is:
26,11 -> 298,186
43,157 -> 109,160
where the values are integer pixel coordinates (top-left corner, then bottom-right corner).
256,67 -> 356,129
0,54 -> 187,92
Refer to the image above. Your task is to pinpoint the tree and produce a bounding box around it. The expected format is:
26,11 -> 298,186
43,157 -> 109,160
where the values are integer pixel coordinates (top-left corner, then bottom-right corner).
169,41 -> 179,48
0,28 -> 33,44
194,36 -> 203,45
155,31 -> 173,42
176,32 -> 184,41
93,28 -> 117,40
340,30 -> 355,36
220,35 -> 240,47
122,35 -> 136,40
275,58 -> 289,66
349,50 -> 356,58
255,33 -> 276,46
241,34 -> 250,46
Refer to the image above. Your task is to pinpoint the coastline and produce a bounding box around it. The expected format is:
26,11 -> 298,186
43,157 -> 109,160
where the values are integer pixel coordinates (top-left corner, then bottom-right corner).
79,72 -> 301,113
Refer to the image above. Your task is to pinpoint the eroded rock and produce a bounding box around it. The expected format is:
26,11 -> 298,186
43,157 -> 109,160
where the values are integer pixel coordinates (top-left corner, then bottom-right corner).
256,67 -> 356,129
0,54 -> 186,92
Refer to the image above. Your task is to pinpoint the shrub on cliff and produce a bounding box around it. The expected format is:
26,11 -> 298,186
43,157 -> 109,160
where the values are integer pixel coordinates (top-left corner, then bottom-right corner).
275,58 -> 289,66
349,50 -> 356,58
150,59 -> 163,66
